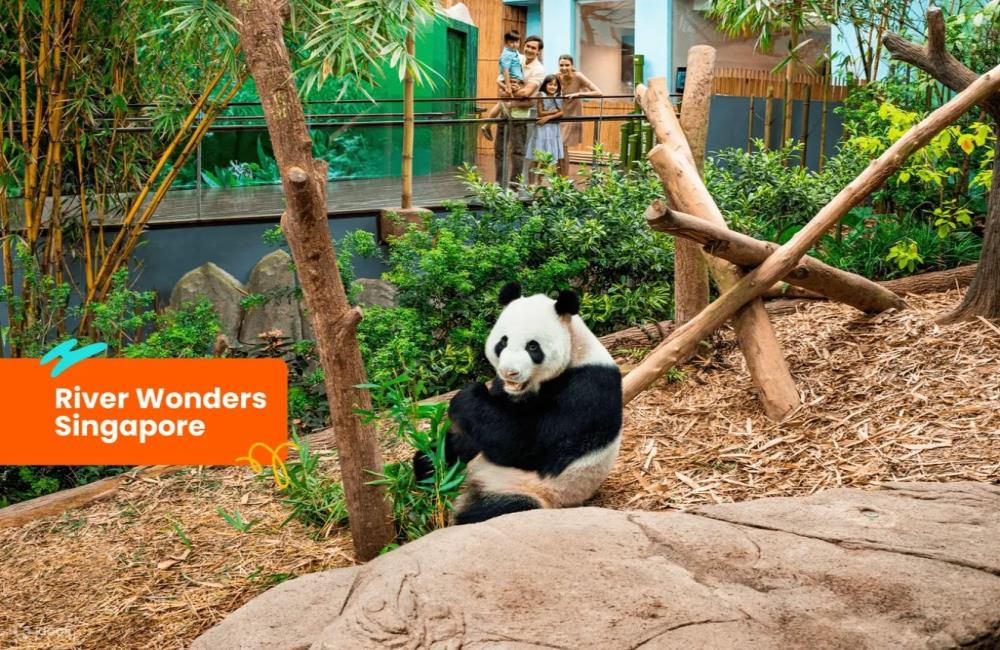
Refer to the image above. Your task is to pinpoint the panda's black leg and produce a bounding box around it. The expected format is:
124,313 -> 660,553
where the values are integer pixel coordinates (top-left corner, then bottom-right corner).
454,493 -> 542,525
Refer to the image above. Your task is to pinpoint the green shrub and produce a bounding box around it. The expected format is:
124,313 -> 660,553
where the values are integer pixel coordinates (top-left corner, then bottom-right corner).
357,160 -> 672,395
706,137 -> 983,280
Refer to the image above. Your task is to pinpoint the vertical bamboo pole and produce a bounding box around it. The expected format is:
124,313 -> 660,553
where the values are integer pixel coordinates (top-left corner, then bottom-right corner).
619,123 -> 630,167
401,27 -> 415,210
799,84 -> 812,168
819,70 -> 829,172
763,85 -> 774,150
782,0 -> 801,149
746,96 -> 755,152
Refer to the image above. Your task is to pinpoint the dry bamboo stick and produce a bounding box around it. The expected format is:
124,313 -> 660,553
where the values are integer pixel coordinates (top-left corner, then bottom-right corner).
623,63 -> 1000,405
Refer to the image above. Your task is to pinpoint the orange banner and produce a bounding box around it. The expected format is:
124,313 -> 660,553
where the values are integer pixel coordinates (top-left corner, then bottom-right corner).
0,358 -> 288,465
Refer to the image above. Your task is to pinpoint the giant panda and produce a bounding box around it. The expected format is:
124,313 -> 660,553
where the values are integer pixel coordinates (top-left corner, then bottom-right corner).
415,282 -> 622,525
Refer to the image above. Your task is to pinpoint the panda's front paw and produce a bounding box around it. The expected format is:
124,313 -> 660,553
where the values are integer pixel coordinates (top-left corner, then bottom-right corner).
412,449 -> 435,482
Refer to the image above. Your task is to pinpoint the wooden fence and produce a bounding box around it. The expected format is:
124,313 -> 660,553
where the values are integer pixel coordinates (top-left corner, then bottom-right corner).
712,67 -> 856,102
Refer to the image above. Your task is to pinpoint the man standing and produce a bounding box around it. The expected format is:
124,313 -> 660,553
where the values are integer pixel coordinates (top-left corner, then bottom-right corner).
494,35 -> 544,189
557,54 -> 602,177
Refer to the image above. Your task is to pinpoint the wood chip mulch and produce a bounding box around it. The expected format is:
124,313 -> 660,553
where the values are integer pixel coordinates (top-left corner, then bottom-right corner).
597,289 -> 1000,510
0,289 -> 997,649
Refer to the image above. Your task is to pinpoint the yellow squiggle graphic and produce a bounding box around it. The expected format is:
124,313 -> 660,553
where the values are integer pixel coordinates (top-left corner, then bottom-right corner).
236,441 -> 298,489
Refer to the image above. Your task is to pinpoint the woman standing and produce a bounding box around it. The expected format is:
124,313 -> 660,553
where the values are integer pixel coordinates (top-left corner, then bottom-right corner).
557,55 -> 602,176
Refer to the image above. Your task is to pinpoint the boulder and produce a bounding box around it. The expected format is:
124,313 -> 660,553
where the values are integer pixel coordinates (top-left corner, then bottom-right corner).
192,482 -> 1000,649
355,278 -> 399,308
169,262 -> 245,343
239,250 -> 303,344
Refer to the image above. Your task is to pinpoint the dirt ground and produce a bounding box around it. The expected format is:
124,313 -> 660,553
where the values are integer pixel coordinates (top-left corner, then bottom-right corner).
1,289 -> 997,649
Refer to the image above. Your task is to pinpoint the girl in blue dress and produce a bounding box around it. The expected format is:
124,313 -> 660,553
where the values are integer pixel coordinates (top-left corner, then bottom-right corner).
527,75 -> 565,176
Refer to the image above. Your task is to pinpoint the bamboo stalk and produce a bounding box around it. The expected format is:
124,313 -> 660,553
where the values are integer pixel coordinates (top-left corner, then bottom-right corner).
623,63 -> 1000,404
401,28 -> 415,210
819,68 -> 829,171
76,140 -> 93,291
0,103 -> 13,356
85,64 -> 231,306
800,84 -> 812,168
116,78 -> 245,266
763,85 -> 774,150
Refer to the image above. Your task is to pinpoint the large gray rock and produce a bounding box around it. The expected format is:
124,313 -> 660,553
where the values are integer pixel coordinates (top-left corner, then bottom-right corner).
355,278 -> 399,308
239,250 -> 303,344
192,482 -> 1000,649
169,262 -> 245,343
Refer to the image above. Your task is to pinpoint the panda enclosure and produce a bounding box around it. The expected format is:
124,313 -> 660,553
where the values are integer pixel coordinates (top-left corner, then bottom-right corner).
622,31 -> 1000,421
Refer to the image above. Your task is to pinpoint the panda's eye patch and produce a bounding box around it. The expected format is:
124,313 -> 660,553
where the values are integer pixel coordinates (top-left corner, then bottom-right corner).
525,340 -> 545,364
494,335 -> 508,356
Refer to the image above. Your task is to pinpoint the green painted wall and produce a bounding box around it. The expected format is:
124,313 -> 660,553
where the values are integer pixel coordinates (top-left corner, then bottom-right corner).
190,14 -> 478,188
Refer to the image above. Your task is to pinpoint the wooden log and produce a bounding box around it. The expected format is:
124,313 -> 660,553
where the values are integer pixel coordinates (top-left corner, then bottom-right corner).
646,201 -> 907,313
673,46 -> 714,325
880,264 -> 976,295
0,466 -> 184,531
640,78 -> 800,421
623,64 -> 1000,405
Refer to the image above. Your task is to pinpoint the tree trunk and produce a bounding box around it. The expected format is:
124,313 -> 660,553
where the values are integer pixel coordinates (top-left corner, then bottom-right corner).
623,65 -> 1000,404
640,78 -> 800,421
646,202 -> 906,313
883,7 -> 1000,322
942,138 -> 1000,322
225,0 -> 395,561
673,46 -> 714,325
401,28 -> 415,211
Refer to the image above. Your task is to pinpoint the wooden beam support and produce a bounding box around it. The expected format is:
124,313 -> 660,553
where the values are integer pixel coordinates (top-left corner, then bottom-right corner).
623,63 -> 1000,405
673,46 -> 714,324
639,77 -> 800,421
646,201 -> 906,313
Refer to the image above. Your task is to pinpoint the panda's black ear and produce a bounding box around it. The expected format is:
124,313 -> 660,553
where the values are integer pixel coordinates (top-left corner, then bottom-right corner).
555,289 -> 580,316
498,282 -> 522,306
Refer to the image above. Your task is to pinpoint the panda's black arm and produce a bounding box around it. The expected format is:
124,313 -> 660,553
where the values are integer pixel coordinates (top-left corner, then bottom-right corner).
449,382 -> 538,465
536,366 -> 623,475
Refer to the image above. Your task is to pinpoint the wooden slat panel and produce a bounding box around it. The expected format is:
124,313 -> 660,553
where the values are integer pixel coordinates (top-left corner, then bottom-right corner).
712,67 -> 856,101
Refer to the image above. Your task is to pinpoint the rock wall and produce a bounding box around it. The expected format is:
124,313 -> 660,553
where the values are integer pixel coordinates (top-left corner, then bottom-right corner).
168,252 -> 398,345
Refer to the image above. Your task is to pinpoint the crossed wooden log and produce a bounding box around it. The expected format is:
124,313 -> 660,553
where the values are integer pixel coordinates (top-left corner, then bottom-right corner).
623,52 -> 1000,416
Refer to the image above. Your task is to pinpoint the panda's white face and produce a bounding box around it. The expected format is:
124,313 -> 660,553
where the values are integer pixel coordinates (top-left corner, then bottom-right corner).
485,294 -> 573,398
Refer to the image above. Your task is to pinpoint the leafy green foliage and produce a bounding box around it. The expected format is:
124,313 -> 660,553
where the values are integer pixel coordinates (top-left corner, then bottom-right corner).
0,241 -> 74,358
259,433 -> 349,539
357,161 -> 671,397
359,374 -> 465,545
217,506 -> 260,533
706,138 -> 983,280
122,301 -> 220,359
